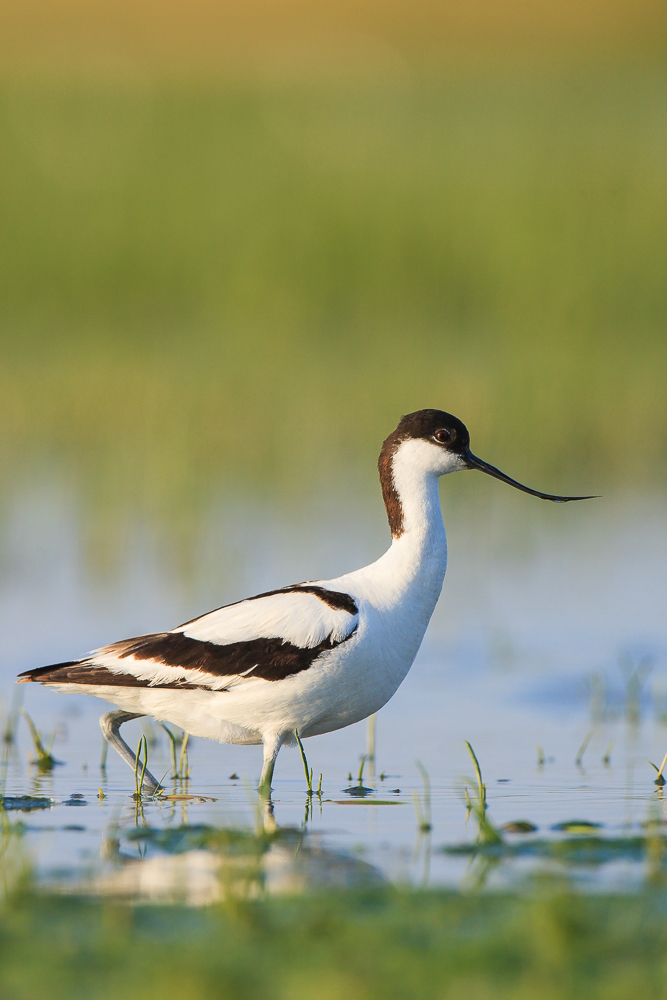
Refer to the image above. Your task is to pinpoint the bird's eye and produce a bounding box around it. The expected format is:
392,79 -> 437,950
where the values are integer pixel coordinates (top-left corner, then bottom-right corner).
434,429 -> 453,444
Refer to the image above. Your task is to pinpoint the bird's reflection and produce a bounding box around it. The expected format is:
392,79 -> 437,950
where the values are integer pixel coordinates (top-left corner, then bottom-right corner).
78,799 -> 385,905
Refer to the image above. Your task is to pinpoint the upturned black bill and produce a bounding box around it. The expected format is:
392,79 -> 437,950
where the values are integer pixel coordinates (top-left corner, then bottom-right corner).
464,452 -> 597,503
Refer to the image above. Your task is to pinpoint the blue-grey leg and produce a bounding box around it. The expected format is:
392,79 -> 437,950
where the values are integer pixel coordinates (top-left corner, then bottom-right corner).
100,710 -> 162,795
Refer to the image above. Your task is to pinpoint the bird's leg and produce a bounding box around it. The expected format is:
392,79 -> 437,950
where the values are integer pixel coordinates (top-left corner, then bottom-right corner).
100,711 -> 163,795
258,735 -> 284,834
258,732 -> 284,798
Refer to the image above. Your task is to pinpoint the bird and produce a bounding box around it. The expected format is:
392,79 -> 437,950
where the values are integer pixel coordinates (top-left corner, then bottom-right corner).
17,409 -> 594,796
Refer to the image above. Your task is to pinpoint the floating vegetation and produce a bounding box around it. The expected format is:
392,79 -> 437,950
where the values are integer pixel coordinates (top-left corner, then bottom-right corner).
343,756 -> 373,797
552,820 -> 604,833
502,821 -> 538,834
21,709 -> 62,772
156,794 -> 217,803
0,796 -> 53,812
344,785 -> 373,798
327,800 -> 404,806
443,833 -> 665,866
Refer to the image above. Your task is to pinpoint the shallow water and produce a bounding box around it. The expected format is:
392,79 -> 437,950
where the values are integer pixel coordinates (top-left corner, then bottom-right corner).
1,483 -> 667,899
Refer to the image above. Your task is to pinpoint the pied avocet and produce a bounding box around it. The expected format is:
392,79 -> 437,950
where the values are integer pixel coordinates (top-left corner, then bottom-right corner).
18,410 -> 594,794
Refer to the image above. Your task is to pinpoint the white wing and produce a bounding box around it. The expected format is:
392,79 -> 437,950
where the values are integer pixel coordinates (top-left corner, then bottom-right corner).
175,587 -> 357,648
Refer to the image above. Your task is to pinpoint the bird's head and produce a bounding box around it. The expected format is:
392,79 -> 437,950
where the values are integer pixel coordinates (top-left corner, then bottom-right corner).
381,409 -> 596,502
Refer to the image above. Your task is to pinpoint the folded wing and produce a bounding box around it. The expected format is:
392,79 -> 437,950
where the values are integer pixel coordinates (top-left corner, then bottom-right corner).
18,585 -> 359,691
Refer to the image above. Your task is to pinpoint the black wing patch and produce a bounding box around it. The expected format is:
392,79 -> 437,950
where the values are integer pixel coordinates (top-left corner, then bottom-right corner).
252,585 -> 358,616
17,660 -> 202,690
112,630 -> 346,682
18,625 -> 356,689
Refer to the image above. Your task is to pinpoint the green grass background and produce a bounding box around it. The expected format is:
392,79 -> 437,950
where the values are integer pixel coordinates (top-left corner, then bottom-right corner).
0,62 -> 666,556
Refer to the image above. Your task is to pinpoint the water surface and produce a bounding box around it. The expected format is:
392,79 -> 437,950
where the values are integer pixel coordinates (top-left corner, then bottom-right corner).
2,484 -> 666,898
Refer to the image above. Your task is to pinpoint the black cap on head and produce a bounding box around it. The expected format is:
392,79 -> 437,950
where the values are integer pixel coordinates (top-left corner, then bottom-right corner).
392,409 -> 470,454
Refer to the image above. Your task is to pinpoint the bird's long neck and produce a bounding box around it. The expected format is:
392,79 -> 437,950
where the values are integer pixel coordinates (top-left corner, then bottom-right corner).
353,439 -> 447,608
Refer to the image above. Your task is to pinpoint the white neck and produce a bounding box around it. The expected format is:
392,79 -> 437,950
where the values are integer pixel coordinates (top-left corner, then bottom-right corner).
390,440 -> 447,544
347,439 -> 448,610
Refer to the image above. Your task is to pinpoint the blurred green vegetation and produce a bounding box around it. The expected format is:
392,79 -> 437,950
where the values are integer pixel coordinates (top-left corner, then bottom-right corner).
0,63 -> 666,548
1,883 -> 667,999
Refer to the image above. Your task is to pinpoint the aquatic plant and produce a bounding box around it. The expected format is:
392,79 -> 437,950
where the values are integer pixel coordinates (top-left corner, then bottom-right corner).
294,731 -> 313,796
0,692 -> 21,747
178,734 -> 191,782
133,735 -> 149,799
462,742 -> 502,846
161,724 -> 191,783
20,710 -> 61,772
366,713 -> 377,778
412,761 -> 432,834
575,730 -> 593,767
0,797 -> 53,813
620,653 -> 652,726
646,753 -> 667,787
0,807 -> 31,904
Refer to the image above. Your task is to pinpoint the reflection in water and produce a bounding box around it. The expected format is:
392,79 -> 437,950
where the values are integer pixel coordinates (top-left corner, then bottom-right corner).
75,822 -> 386,905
